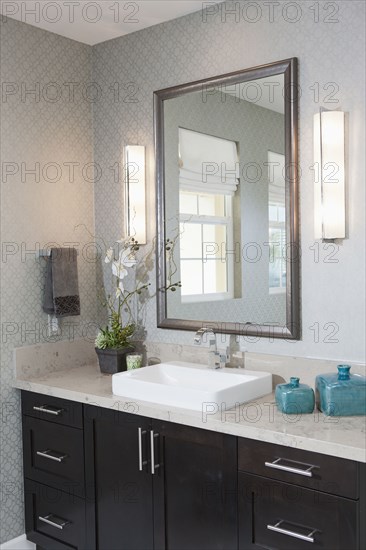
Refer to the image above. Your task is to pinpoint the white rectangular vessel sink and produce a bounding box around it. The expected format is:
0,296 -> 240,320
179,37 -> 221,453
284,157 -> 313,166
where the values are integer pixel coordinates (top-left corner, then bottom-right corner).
112,361 -> 272,411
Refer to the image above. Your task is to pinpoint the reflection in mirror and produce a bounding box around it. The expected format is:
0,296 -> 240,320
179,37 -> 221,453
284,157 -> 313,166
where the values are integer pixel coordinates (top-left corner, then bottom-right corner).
268,151 -> 286,294
178,128 -> 237,303
155,59 -> 299,339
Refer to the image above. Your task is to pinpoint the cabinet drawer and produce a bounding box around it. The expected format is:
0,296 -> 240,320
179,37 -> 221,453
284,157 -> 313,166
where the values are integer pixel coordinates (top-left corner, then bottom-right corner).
238,438 -> 359,499
25,480 -> 86,550
22,391 -> 83,429
238,472 -> 358,550
23,416 -> 85,497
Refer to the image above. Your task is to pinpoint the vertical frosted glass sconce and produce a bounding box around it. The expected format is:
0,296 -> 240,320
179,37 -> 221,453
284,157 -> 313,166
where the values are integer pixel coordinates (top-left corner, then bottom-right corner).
313,110 -> 345,240
125,145 -> 146,244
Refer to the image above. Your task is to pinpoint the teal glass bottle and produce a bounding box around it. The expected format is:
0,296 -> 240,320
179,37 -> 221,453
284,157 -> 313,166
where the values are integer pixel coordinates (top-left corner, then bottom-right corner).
316,365 -> 366,416
275,377 -> 315,414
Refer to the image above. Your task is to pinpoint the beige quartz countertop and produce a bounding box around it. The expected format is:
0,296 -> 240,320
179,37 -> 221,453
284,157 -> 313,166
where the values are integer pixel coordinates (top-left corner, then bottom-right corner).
13,362 -> 366,463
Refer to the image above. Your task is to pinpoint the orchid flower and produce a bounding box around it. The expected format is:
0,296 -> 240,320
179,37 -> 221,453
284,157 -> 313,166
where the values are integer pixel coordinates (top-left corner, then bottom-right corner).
110,246 -> 137,320
112,247 -> 137,282
96,236 -> 151,351
118,278 -> 125,293
112,261 -> 128,279
105,247 -> 114,263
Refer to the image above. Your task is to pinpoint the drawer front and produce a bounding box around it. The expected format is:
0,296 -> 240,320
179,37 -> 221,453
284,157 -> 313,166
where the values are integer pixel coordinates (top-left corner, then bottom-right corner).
25,480 -> 86,550
238,438 -> 358,499
239,472 -> 358,550
22,391 -> 83,429
23,416 -> 85,497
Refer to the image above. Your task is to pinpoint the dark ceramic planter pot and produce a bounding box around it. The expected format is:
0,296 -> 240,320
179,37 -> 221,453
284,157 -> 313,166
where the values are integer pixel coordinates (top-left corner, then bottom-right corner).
95,347 -> 134,374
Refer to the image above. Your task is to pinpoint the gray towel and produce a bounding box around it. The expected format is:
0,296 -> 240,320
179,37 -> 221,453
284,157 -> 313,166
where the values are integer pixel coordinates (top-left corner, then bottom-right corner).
43,248 -> 80,318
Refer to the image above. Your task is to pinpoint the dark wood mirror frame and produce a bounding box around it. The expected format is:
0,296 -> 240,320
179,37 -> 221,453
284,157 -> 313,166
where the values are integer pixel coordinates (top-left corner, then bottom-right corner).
154,57 -> 300,340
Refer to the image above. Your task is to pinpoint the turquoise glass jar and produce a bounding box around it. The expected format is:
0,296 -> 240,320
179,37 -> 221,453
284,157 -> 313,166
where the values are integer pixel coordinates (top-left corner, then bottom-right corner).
316,365 -> 366,416
275,377 -> 315,414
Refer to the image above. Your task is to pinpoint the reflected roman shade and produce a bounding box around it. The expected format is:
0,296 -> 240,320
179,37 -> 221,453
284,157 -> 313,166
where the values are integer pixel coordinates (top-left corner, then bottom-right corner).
268,150 -> 285,204
179,128 -> 239,196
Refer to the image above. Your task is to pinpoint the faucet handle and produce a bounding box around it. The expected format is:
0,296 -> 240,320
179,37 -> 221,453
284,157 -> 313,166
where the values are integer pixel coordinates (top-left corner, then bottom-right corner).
218,347 -> 230,369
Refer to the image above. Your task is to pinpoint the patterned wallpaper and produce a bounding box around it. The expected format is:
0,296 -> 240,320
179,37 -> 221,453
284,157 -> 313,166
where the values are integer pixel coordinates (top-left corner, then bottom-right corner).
92,0 -> 365,359
0,0 -> 365,543
0,18 -> 96,542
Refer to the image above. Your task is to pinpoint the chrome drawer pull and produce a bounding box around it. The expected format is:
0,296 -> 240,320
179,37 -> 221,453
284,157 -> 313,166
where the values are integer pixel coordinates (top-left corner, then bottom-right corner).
138,428 -> 147,471
150,431 -> 160,475
267,520 -> 317,543
265,458 -> 315,477
36,450 -> 67,462
33,405 -> 64,416
39,514 -> 70,530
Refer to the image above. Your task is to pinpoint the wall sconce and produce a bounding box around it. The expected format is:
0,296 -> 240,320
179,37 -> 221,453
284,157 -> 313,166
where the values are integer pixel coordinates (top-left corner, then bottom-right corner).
313,109 -> 345,240
125,145 -> 146,244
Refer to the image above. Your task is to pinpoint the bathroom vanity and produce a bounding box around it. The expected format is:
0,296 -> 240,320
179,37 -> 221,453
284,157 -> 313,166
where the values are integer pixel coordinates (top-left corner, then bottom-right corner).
17,362 -> 366,550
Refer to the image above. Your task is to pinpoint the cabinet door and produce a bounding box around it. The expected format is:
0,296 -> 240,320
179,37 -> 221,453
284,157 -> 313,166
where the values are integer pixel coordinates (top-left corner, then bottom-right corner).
23,416 -> 85,497
84,405 -> 154,550
25,479 -> 86,550
238,472 -> 358,550
22,391 -> 83,428
152,420 -> 238,550
238,437 -> 359,499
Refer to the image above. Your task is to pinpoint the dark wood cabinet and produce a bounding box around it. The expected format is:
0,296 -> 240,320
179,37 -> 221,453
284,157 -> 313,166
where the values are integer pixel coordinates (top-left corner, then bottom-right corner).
238,437 -> 359,499
152,420 -> 238,550
22,391 -> 83,428
238,473 -> 358,550
84,409 -> 238,550
21,393 -> 87,550
84,405 -> 154,550
25,480 -> 87,550
238,439 -> 365,550
21,391 -> 365,550
23,416 -> 85,498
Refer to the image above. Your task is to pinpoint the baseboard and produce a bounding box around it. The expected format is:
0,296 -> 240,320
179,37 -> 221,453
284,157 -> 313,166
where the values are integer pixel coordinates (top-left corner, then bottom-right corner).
0,535 -> 35,550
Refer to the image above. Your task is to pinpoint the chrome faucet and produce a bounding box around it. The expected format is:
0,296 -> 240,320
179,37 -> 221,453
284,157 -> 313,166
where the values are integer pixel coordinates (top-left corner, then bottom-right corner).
194,327 -> 227,369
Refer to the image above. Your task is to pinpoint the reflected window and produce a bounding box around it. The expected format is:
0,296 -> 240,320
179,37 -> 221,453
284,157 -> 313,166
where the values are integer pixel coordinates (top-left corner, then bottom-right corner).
268,150 -> 286,294
179,191 -> 233,302
268,204 -> 286,293
178,128 -> 239,303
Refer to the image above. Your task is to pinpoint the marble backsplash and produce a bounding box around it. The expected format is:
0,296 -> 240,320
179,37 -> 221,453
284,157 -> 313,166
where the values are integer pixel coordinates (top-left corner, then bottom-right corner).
15,338 -> 366,390
14,338 -> 98,379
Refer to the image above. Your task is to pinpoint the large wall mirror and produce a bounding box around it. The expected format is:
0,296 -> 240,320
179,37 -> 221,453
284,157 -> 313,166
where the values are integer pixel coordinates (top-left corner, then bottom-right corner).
154,58 -> 299,339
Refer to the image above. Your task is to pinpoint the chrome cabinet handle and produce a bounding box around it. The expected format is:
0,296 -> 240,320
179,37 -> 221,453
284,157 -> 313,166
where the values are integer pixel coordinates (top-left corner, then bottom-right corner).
265,458 -> 315,477
138,428 -> 147,471
267,520 -> 317,543
150,430 -> 160,475
36,450 -> 67,463
33,405 -> 64,416
39,514 -> 70,530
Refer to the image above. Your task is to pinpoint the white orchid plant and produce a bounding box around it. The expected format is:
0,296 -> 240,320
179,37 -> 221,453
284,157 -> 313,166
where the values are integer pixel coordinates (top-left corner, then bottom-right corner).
95,237 -> 150,350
